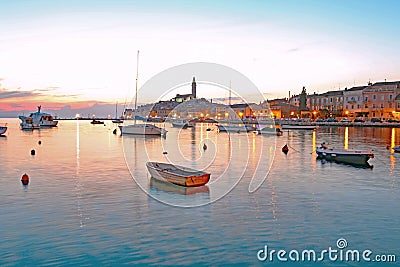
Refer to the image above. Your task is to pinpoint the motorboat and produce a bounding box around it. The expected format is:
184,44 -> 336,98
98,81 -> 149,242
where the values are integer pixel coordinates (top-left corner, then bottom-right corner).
217,123 -> 254,133
18,105 -> 58,127
0,124 -> 7,135
393,146 -> 400,153
91,119 -> 105,125
171,119 -> 195,129
146,162 -> 210,187
258,125 -> 283,136
316,142 -> 374,165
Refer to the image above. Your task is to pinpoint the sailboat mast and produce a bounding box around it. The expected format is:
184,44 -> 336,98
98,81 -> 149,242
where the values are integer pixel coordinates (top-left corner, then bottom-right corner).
229,80 -> 232,106
135,50 -> 139,111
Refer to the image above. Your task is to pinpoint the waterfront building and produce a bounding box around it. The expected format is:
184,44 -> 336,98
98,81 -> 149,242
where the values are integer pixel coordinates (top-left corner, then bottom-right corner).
308,90 -> 343,117
228,103 -> 253,119
342,86 -> 365,118
362,81 -> 400,119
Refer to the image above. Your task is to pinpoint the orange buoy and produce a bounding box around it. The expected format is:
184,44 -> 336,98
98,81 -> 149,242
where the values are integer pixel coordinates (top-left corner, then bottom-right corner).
21,173 -> 29,185
282,144 -> 289,154
31,149 -> 36,155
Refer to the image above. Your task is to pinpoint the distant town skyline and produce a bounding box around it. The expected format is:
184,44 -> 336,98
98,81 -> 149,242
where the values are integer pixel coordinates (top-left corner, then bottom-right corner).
1,0 -> 400,117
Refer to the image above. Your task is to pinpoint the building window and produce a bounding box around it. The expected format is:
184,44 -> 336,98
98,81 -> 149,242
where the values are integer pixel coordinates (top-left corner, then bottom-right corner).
365,105 -> 368,108
346,105 -> 348,109
365,96 -> 368,101
373,95 -> 376,100
381,95 -> 385,101
351,105 -> 354,109
390,95 -> 393,100
357,104 -> 360,109
373,104 -> 376,108
346,97 -> 348,101
381,104 -> 384,108
330,98 -> 333,103
358,96 -> 360,101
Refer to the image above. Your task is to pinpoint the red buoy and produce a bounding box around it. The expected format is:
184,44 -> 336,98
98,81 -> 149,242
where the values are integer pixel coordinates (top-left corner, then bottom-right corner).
21,173 -> 29,185
282,144 -> 289,154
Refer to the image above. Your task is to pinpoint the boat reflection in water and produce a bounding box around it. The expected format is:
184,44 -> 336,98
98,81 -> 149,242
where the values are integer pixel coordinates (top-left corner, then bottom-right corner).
317,157 -> 373,169
149,177 -> 210,196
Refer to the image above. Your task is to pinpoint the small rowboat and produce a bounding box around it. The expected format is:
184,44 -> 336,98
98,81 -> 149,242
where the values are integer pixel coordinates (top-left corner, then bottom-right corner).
146,162 -> 210,187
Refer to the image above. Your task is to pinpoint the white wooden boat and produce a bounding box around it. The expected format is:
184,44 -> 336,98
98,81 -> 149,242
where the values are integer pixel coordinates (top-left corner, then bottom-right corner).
18,105 -> 58,127
316,143 -> 374,165
0,124 -> 7,135
393,146 -> 400,153
146,162 -> 210,187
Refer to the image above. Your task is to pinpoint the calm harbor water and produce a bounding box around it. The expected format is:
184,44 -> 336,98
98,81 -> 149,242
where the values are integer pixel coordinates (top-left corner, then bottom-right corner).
0,118 -> 399,266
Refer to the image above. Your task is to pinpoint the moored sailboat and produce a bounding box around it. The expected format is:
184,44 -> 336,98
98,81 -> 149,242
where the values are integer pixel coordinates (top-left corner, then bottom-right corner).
119,51 -> 165,136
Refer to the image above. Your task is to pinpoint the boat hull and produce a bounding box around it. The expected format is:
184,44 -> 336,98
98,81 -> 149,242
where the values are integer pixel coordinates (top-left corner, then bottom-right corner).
0,126 -> 7,135
119,124 -> 163,135
19,115 -> 58,127
171,121 -> 188,129
258,127 -> 283,136
316,148 -> 374,165
217,124 -> 254,133
281,124 -> 316,130
393,146 -> 400,153
146,162 -> 210,187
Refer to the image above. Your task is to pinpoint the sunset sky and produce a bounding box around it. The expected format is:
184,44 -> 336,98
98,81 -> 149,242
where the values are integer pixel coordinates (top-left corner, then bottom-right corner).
1,0 -> 400,116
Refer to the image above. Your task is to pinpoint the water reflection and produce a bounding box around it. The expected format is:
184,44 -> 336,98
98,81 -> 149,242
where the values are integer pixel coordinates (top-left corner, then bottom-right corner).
317,158 -> 374,169
149,177 -> 210,196
344,126 -> 349,149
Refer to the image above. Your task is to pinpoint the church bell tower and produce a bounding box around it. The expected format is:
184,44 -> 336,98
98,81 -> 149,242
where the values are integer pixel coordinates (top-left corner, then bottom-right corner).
192,77 -> 197,99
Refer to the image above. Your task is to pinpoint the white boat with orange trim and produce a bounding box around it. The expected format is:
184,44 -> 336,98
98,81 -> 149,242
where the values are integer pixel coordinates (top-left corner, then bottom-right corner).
146,162 -> 210,187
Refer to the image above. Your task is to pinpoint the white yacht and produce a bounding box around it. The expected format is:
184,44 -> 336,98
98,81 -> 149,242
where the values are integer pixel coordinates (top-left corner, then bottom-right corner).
19,105 -> 58,128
